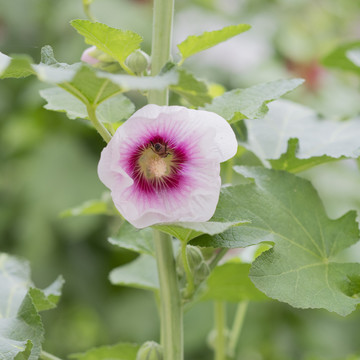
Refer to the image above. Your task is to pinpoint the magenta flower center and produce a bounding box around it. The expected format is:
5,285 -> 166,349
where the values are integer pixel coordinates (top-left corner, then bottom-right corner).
127,135 -> 187,194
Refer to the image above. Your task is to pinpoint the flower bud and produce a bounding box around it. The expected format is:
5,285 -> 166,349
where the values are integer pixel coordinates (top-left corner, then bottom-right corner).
125,49 -> 150,74
80,46 -> 122,73
177,245 -> 210,288
81,46 -> 100,65
136,341 -> 163,360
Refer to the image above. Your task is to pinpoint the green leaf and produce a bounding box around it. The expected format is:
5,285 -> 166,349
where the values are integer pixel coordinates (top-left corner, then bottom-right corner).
244,100 -> 360,171
40,44 -> 58,65
71,20 -> 143,66
192,167 -> 360,315
0,51 -> 11,74
33,48 -> 81,84
96,93 -> 135,123
269,138 -> 340,173
60,193 -> 118,217
58,65 -> 121,105
153,220 -> 246,243
323,41 -> 360,76
201,262 -> 268,302
0,254 -> 44,359
109,255 -> 159,291
170,67 -> 212,106
177,24 -> 251,62
14,341 -> 33,360
99,70 -> 179,91
0,53 -> 34,79
347,48 -> 360,67
34,47 -> 121,105
203,78 -> 304,122
40,87 -> 87,120
108,222 -> 155,256
69,343 -> 140,360
40,87 -> 135,123
29,276 -> 64,312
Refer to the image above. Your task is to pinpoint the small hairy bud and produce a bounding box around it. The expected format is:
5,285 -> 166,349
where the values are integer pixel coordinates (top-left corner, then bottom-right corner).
177,245 -> 210,288
125,49 -> 150,74
136,341 -> 163,360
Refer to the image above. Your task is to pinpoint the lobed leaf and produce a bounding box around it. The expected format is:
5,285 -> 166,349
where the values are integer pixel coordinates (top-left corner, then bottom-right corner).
203,78 -> 304,122
71,20 -> 143,65
57,65 -> 122,105
29,276 -> 64,312
0,53 -> 34,79
14,340 -> 33,360
40,87 -> 135,123
269,138 -> 340,173
191,167 -> 360,315
99,70 -> 179,91
170,67 -> 212,106
154,221 -> 246,243
2,46 -> 176,111
177,24 -> 251,61
0,253 -> 63,359
0,51 -> 11,74
347,48 -> 360,67
109,255 -> 159,291
109,222 -> 155,256
244,100 -> 360,171
322,41 -> 360,76
69,343 -> 140,360
32,55 -> 81,84
201,262 -> 268,302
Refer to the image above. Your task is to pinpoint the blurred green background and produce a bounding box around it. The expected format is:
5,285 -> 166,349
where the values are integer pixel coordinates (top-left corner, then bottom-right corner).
1,0 -> 360,359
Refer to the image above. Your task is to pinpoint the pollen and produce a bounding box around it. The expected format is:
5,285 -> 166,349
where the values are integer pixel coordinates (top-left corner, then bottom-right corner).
148,157 -> 167,178
137,147 -> 173,180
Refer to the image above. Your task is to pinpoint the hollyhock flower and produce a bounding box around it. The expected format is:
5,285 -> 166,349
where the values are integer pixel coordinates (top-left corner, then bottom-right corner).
98,105 -> 237,228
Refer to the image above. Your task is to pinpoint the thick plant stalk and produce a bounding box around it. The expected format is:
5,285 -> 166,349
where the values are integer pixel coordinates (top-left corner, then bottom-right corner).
153,230 -> 183,360
148,0 -> 183,359
148,0 -> 174,106
214,301 -> 227,360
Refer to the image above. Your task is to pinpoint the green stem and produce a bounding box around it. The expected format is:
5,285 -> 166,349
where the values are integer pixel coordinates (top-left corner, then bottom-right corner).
225,157 -> 234,184
40,351 -> 63,360
153,230 -> 183,360
86,104 -> 112,143
209,248 -> 229,271
228,301 -> 249,358
148,0 -> 174,105
181,241 -> 195,298
148,1 -> 182,358
214,301 -> 227,360
82,0 -> 96,22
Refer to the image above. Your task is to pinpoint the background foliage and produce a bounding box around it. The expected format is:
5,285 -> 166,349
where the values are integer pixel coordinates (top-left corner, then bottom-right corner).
1,0 -> 360,359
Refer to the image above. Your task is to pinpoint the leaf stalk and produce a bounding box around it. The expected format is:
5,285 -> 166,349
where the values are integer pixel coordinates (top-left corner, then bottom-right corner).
181,241 -> 195,298
86,104 -> 112,143
228,301 -> 249,358
214,301 -> 227,360
40,351 -> 63,360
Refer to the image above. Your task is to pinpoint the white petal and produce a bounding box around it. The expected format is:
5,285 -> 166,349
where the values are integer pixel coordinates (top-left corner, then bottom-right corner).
97,135 -> 133,194
97,105 -> 237,228
187,108 -> 238,162
129,105 -> 237,162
